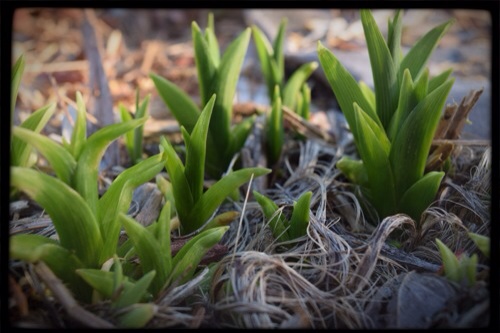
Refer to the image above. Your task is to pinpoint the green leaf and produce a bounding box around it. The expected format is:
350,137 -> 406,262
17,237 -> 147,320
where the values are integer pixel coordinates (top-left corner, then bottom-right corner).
267,85 -> 284,165
76,268 -> 130,300
229,115 -> 256,158
115,270 -> 156,308
171,226 -> 229,285
11,54 -> 25,116
74,117 -> 148,214
352,104 -> 397,219
252,25 -> 279,102
116,303 -> 156,328
398,171 -> 444,222
468,232 -> 490,258
288,191 -> 312,239
436,238 -> 460,283
398,19 -> 454,84
185,167 -> 271,233
12,127 -> 77,185
211,28 -> 251,153
317,42 -> 381,140
336,156 -> 369,187
10,234 -> 89,301
11,103 -> 56,168
192,22 -> 218,107
120,213 -> 170,296
388,68 -> 416,142
203,211 -> 239,230
160,136 -> 194,227
273,18 -> 287,81
297,83 -> 311,119
133,93 -> 150,163
282,61 -> 318,110
390,78 -> 454,197
150,73 -> 200,133
361,9 -> 398,129
358,81 -> 376,112
414,67 -> 429,102
119,104 -> 135,159
70,91 -> 88,160
184,95 -> 215,202
11,167 -> 103,268
97,153 -> 166,263
463,254 -> 478,287
155,201 -> 172,271
205,13 -> 220,67
253,190 -> 288,242
387,10 -> 403,69
428,68 -> 453,93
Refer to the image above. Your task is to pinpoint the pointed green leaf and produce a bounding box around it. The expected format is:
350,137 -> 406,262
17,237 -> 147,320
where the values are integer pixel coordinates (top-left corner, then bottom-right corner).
267,85 -> 284,165
361,9 -> 398,129
387,10 -> 403,69
171,226 -> 229,285
352,104 -> 397,218
211,28 -> 251,151
11,167 -> 103,267
288,191 -> 312,239
317,42 -> 380,140
133,94 -> 150,163
97,153 -> 166,262
184,95 -> 215,202
358,81 -> 376,112
297,83 -> 311,119
155,201 -> 172,272
388,68 -> 416,141
115,270 -> 156,308
11,103 -> 56,168
119,104 -> 135,159
76,269 -> 127,299
150,73 -> 200,133
120,213 -> 169,296
398,19 -> 454,84
252,25 -> 279,101
414,67 -> 429,102
336,156 -> 369,187
390,78 -> 454,197
70,92 -> 88,160
205,13 -> 220,67
185,167 -> 271,233
468,233 -> 490,258
463,254 -> 478,287
12,127 -> 77,185
116,303 -> 156,328
229,115 -> 255,158
399,171 -> 444,222
11,54 -> 25,116
203,211 -> 239,231
282,61 -> 318,110
253,190 -> 289,241
192,21 -> 218,106
273,18 -> 287,80
74,117 -> 148,213
428,68 -> 453,93
436,238 -> 460,282
160,136 -> 194,225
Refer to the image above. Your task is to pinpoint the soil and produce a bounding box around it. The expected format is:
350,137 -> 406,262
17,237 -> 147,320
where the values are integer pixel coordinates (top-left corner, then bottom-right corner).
8,8 -> 493,329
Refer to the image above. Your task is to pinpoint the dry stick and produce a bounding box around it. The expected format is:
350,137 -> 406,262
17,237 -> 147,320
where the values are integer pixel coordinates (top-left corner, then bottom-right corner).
33,262 -> 114,328
82,9 -> 119,169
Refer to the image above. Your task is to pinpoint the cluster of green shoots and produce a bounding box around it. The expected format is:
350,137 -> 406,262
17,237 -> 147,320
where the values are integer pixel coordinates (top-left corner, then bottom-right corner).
318,10 -> 455,224
9,10 -> 488,326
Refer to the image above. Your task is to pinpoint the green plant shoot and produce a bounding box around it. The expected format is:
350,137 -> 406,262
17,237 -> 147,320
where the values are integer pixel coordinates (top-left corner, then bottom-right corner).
318,9 -> 455,224
159,94 -> 271,235
152,13 -> 254,179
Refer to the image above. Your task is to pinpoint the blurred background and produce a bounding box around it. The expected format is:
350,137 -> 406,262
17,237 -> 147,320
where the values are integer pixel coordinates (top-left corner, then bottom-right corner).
11,8 -> 492,141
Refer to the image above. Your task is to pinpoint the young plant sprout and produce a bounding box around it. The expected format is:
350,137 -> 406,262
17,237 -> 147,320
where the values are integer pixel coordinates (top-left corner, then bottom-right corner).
318,9 -> 455,224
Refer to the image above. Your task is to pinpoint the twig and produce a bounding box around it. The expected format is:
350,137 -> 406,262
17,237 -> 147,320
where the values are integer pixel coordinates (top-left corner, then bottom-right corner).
34,262 -> 114,328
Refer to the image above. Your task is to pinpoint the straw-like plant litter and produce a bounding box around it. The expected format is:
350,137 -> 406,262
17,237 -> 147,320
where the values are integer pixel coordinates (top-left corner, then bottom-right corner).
8,8 -> 492,329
